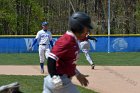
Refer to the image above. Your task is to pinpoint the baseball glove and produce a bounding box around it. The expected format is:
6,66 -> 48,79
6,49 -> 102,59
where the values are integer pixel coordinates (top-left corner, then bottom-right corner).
0,82 -> 22,93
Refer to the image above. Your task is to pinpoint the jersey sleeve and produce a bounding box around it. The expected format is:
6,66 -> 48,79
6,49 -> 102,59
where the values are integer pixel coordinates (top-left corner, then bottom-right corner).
48,31 -> 52,41
48,37 -> 70,61
35,31 -> 41,39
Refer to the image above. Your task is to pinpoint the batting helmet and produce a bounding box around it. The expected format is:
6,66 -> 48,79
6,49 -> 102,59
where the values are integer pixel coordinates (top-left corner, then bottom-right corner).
69,12 -> 93,33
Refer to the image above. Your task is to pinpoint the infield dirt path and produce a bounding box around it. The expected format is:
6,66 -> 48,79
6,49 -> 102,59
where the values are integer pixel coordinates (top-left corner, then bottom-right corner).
0,65 -> 140,93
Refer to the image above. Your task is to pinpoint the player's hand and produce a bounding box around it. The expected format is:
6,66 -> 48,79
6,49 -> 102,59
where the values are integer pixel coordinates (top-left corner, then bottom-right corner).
94,38 -> 97,42
28,46 -> 33,51
76,73 -> 89,86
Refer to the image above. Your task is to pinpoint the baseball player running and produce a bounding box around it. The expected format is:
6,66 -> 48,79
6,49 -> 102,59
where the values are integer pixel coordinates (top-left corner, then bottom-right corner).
43,12 -> 93,93
79,34 -> 97,69
30,22 -> 53,74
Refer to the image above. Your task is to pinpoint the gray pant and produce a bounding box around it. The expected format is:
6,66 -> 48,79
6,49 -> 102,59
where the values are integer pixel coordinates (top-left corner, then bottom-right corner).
43,75 -> 80,93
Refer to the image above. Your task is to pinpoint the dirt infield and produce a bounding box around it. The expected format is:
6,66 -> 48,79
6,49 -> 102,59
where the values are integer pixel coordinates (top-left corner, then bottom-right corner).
0,65 -> 140,93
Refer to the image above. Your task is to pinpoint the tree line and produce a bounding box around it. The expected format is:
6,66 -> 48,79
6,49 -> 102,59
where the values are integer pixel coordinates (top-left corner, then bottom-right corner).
0,0 -> 140,35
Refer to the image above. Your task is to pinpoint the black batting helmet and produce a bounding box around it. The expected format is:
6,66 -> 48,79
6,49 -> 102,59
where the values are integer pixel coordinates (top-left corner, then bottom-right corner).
69,12 -> 93,33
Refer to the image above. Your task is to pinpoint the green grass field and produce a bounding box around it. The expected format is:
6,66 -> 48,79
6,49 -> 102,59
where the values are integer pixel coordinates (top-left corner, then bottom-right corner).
0,52 -> 140,66
0,75 -> 98,93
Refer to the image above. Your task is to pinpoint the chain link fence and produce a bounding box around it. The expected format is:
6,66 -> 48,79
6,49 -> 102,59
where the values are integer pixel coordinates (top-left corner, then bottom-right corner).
0,0 -> 140,35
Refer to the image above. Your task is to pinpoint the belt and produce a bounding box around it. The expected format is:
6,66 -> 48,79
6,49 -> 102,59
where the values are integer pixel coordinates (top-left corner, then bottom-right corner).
40,44 -> 46,45
58,74 -> 71,78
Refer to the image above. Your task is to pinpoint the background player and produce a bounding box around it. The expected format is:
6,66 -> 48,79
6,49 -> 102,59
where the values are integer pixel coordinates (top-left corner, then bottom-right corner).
30,21 -> 53,74
43,12 -> 93,93
79,34 -> 97,69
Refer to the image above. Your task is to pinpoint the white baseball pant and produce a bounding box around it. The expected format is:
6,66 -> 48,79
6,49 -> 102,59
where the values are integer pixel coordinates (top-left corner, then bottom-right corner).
43,75 -> 80,93
80,41 -> 94,65
39,45 -> 50,63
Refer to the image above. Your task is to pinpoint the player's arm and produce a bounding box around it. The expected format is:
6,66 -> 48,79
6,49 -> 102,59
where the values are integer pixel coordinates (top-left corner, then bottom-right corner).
47,56 -> 63,88
50,40 -> 53,48
87,35 -> 97,42
29,38 -> 37,51
75,68 -> 89,86
75,69 -> 81,76
31,31 -> 40,47
49,32 -> 54,48
47,57 -> 57,77
31,38 -> 37,47
48,39 -> 69,77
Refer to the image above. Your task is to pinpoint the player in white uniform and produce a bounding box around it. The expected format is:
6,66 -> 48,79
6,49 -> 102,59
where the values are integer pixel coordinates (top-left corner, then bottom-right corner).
30,22 -> 53,74
79,34 -> 97,69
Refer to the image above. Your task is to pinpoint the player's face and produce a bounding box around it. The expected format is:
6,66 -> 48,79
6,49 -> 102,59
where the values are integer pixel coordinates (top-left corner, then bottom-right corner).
78,27 -> 89,40
42,25 -> 48,30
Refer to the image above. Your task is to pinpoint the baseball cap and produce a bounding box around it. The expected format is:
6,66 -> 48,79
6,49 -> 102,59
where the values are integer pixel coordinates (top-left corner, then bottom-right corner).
42,22 -> 48,26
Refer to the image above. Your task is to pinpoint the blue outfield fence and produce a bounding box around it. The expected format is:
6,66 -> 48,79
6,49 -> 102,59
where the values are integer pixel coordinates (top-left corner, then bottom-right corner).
0,35 -> 140,53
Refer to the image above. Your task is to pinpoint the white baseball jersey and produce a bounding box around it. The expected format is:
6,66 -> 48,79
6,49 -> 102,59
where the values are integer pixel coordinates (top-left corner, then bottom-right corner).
79,40 -> 90,51
35,30 -> 52,45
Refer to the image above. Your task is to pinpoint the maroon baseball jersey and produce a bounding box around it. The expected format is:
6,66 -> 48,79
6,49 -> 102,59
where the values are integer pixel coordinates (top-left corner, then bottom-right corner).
49,31 -> 79,77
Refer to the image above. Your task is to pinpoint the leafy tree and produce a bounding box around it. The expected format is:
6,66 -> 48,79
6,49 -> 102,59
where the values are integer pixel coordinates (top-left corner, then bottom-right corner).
0,0 -> 140,35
